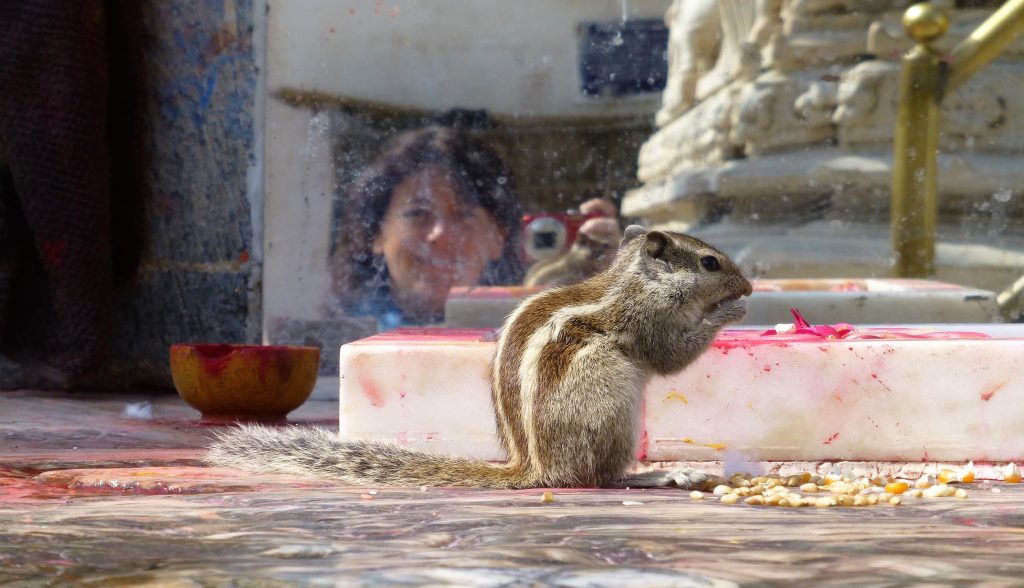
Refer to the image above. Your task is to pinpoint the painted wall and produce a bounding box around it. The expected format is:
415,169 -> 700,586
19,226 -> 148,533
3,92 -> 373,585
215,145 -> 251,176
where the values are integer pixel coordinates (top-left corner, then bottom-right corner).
267,0 -> 672,116
113,0 -> 264,385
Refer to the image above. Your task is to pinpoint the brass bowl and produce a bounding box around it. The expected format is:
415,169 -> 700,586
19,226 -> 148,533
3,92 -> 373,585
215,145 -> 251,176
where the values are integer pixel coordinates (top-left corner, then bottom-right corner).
170,344 -> 320,423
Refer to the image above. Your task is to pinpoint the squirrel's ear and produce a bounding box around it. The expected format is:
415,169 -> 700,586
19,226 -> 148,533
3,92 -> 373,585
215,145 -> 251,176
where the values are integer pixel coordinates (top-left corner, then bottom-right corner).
643,231 -> 670,260
620,224 -> 648,247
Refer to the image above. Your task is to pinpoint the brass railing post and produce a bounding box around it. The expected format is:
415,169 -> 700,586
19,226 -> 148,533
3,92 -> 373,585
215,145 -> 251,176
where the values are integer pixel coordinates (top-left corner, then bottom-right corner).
891,4 -> 946,278
891,1 -> 1024,278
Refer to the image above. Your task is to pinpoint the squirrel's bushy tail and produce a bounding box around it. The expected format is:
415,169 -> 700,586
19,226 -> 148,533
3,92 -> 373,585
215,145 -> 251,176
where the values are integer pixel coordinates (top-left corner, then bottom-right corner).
206,424 -> 527,488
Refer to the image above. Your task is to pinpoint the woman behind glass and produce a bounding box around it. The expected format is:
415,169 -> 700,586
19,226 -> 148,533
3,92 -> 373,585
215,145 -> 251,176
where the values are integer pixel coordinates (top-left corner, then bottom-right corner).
332,126 -> 525,329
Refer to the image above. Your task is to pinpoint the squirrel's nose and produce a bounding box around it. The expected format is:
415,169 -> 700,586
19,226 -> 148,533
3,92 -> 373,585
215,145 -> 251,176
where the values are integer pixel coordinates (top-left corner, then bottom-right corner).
739,277 -> 753,297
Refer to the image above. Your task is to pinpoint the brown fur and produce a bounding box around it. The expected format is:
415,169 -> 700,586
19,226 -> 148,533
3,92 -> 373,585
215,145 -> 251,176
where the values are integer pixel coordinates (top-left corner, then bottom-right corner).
207,226 -> 752,489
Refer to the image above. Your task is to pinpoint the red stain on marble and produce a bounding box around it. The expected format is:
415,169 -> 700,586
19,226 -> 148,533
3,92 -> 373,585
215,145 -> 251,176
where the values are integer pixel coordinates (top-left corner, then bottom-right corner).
355,328 -> 496,345
823,432 -> 840,445
981,382 -> 1005,401
360,377 -> 386,407
637,429 -> 649,461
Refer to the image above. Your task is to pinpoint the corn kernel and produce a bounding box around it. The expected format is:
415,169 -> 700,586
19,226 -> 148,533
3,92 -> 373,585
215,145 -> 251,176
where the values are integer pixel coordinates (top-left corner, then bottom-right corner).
799,483 -> 819,493
689,491 -> 704,500
745,495 -> 764,505
703,477 -> 727,491
908,489 -> 924,498
853,495 -> 868,507
1003,463 -> 1021,484
889,496 -> 902,506
884,481 -> 909,495
720,493 -> 740,505
540,491 -> 555,503
867,494 -> 878,506
712,485 -> 733,496
961,461 -> 976,484
814,497 -> 837,508
937,469 -> 959,484
836,495 -> 855,507
915,474 -> 936,489
954,488 -> 968,499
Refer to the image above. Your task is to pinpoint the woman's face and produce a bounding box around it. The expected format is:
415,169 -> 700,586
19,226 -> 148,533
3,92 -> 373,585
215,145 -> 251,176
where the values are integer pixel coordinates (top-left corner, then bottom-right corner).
373,167 -> 506,320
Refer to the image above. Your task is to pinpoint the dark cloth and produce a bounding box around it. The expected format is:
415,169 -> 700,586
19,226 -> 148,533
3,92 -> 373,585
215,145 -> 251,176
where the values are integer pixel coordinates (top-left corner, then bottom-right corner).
0,1 -> 113,379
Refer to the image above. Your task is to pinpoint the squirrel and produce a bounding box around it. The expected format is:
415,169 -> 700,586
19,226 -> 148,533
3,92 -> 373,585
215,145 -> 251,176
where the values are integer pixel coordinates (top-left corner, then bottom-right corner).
207,225 -> 752,489
522,224 -> 619,288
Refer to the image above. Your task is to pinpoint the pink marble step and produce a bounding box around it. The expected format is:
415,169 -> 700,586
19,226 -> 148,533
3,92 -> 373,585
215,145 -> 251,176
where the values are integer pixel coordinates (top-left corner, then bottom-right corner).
338,325 -> 1024,462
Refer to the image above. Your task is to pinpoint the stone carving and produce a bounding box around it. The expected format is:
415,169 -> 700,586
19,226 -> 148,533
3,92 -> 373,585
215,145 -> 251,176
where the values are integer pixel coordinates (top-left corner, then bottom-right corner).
655,0 -> 721,127
628,0 -> 1024,300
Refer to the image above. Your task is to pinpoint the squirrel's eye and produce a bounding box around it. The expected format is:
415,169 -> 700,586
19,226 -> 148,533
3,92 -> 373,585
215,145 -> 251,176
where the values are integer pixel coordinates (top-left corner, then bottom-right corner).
700,255 -> 721,272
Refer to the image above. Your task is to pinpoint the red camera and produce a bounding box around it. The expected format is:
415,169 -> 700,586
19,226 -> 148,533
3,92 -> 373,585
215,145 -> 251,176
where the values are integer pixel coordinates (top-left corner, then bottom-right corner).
522,209 -> 605,262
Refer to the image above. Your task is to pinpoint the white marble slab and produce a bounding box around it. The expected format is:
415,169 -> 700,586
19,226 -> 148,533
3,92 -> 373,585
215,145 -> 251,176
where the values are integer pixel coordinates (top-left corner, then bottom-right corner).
444,279 -> 1000,328
339,325 -> 1024,462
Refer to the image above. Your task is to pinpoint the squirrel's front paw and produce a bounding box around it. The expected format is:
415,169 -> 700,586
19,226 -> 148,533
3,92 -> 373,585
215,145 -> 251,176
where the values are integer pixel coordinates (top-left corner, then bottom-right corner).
704,299 -> 747,327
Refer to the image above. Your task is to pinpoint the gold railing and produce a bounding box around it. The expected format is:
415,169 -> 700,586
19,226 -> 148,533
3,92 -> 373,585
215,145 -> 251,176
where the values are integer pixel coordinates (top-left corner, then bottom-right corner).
891,0 -> 1024,278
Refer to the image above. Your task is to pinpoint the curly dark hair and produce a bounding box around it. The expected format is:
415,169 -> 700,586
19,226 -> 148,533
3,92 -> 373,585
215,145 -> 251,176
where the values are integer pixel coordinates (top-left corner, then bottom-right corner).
331,126 -> 525,315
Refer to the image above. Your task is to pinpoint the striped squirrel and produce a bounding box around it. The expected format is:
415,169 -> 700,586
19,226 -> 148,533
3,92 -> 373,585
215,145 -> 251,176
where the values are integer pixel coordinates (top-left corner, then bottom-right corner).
207,225 -> 752,489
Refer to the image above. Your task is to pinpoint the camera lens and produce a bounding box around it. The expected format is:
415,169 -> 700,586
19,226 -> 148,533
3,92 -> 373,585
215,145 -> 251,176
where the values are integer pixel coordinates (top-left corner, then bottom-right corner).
523,217 -> 568,261
534,232 -> 557,249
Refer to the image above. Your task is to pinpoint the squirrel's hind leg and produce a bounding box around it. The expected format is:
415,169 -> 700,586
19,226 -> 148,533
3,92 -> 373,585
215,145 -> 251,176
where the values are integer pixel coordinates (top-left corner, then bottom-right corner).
612,468 -> 710,489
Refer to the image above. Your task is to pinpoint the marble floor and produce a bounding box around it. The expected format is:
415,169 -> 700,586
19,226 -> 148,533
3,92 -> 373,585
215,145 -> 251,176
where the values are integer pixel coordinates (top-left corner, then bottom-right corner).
2,389 -> 1023,587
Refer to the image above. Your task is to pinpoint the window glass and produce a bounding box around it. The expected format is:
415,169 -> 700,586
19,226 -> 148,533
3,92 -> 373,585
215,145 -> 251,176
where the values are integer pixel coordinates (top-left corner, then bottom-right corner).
264,0 -> 1023,367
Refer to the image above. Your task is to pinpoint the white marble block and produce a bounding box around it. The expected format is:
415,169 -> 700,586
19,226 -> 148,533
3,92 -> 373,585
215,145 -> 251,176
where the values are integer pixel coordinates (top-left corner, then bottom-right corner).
339,325 -> 1024,462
